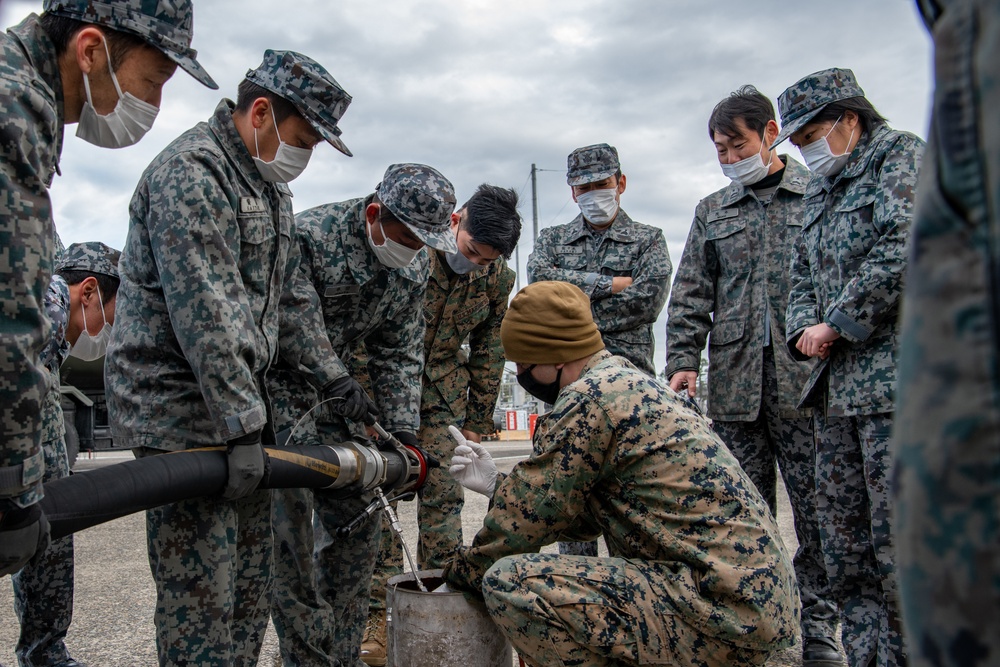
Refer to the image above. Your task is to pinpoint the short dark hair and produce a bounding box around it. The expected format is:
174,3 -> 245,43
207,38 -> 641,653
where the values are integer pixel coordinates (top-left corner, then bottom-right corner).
811,97 -> 888,135
234,80 -> 298,123
58,270 -> 121,301
708,85 -> 776,140
39,13 -> 148,69
459,184 -> 521,259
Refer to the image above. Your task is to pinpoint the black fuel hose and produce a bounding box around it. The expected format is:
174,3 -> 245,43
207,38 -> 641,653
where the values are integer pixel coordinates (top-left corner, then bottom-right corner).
39,444 -> 429,540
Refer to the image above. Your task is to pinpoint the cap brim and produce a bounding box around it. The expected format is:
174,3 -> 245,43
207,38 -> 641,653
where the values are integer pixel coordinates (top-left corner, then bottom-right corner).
164,50 -> 218,90
405,223 -> 458,254
315,124 -> 352,157
770,107 -> 823,150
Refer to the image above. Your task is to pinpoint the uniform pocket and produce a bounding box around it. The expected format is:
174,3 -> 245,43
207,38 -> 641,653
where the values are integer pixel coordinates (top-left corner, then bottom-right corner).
453,295 -> 489,331
555,246 -> 588,270
706,216 -> 750,277
709,319 -> 745,347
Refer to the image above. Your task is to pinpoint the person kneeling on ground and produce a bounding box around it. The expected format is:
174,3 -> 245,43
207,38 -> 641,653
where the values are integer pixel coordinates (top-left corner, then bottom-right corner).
442,280 -> 799,667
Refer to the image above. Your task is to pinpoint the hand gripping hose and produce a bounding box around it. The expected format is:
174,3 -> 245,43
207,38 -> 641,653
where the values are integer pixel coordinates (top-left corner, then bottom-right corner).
39,439 -> 436,540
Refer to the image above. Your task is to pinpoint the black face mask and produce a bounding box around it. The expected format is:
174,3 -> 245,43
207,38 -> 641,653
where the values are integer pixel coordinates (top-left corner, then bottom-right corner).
517,365 -> 562,405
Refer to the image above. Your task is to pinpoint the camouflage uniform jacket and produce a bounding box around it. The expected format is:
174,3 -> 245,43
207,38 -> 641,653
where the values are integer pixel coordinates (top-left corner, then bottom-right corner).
527,210 -> 671,376
268,196 -> 428,435
420,250 -> 514,434
40,275 -> 71,444
666,157 -> 815,420
0,15 -> 65,505
786,125 -> 925,416
446,350 -> 798,652
106,100 -> 342,450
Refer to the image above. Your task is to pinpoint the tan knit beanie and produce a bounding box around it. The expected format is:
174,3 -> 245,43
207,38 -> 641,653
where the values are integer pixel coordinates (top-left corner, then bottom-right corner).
501,281 -> 605,364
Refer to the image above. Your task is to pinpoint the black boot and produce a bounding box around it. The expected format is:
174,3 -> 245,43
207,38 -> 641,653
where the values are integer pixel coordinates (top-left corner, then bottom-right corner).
802,636 -> 843,667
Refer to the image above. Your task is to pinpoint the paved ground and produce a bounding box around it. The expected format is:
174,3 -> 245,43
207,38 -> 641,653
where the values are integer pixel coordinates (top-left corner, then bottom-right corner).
1,442 -> 820,666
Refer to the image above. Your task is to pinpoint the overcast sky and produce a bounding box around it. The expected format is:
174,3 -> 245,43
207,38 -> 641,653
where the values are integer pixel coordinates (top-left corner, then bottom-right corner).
2,0 -> 933,373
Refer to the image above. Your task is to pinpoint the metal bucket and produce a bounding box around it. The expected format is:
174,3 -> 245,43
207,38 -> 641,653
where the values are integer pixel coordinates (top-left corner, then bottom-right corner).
386,569 -> 512,667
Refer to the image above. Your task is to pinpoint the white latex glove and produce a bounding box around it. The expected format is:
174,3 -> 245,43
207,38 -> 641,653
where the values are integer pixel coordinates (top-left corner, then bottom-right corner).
447,425 -> 498,497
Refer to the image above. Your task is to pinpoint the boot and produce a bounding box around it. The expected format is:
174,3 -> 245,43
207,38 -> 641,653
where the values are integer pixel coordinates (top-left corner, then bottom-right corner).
802,636 -> 843,667
360,609 -> 387,667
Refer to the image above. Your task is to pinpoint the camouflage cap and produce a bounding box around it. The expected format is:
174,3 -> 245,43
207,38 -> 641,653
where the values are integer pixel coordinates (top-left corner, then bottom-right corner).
375,163 -> 458,253
771,67 -> 866,148
43,0 -> 218,89
245,49 -> 353,157
55,241 -> 121,279
566,143 -> 620,186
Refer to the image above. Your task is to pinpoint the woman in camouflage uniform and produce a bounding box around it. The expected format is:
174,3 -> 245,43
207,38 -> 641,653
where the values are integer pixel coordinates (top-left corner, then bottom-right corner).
773,68 -> 925,667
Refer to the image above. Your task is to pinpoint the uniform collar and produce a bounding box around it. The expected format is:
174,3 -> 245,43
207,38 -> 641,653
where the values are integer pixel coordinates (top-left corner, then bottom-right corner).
563,208 -> 638,243
808,125 -> 893,195
8,15 -> 66,166
837,125 -> 892,181
719,154 -> 810,207
208,99 -> 292,199
578,349 -> 614,378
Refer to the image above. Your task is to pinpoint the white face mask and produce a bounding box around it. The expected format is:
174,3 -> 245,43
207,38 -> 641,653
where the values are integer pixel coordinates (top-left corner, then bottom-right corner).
721,142 -> 773,186
445,247 -> 484,274
800,116 -> 855,178
576,187 -> 619,226
69,288 -> 112,362
367,217 -> 421,269
76,38 -> 159,149
253,107 -> 313,183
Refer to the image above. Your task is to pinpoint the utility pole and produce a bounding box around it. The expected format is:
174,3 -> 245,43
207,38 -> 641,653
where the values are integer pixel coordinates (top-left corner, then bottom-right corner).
531,163 -> 539,242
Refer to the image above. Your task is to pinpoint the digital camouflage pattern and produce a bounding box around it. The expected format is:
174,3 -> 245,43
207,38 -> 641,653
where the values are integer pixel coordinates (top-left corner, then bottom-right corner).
445,350 -> 798,666
771,68 -> 866,148
895,1 -> 1000,665
813,411 -> 899,667
375,163 -> 458,252
11,272 -> 74,667
106,98 -> 339,666
269,191 -> 437,666
710,348 -> 836,644
786,124 -> 925,415
245,49 -> 351,155
369,250 -> 515,612
667,156 -> 815,421
527,210 -> 671,376
55,240 -> 120,279
0,15 -> 64,509
11,429 -> 75,667
420,251 -> 514,435
566,142 -> 619,186
782,106 -> 924,667
107,99 -> 340,452
43,0 -> 218,89
268,195 -> 431,438
666,154 -> 837,647
142,484 -> 273,666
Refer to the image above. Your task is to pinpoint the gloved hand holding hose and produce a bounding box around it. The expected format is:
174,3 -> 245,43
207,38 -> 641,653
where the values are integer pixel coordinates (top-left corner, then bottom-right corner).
0,501 -> 50,577
223,429 -> 266,501
324,375 -> 379,425
447,425 -> 498,497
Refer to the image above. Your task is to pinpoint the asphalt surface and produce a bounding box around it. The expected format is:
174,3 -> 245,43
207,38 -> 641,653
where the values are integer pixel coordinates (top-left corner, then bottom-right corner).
1,439 -> 825,666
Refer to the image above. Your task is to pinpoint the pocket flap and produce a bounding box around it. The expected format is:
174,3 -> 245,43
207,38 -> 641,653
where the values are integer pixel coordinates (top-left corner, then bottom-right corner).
710,320 -> 745,346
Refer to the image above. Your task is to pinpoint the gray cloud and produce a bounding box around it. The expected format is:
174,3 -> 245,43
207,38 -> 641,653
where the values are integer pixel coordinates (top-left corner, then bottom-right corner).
1,0 -> 932,371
